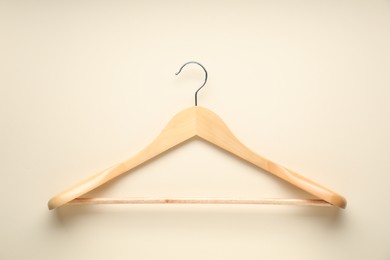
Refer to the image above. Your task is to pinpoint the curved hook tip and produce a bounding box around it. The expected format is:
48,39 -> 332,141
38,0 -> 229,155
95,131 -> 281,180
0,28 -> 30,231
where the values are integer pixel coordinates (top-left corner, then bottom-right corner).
175,61 -> 208,106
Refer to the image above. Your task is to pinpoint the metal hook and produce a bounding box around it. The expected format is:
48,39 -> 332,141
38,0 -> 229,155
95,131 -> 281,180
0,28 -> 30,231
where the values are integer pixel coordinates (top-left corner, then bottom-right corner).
175,61 -> 208,106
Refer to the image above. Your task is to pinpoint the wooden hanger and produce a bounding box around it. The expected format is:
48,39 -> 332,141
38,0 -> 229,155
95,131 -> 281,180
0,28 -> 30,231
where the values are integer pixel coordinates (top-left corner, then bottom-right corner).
48,62 -> 347,210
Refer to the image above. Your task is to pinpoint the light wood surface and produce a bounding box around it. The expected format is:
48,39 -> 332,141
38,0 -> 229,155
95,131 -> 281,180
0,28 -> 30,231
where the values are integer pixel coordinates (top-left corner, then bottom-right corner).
48,106 -> 347,209
69,198 -> 333,206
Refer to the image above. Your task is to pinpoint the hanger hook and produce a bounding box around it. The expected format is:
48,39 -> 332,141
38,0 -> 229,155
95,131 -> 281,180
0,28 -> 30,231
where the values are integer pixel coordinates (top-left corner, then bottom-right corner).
175,61 -> 208,106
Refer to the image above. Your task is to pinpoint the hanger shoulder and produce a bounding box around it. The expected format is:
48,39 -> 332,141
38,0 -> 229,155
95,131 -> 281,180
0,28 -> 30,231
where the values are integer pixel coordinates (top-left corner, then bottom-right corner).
48,107 -> 198,209
49,106 -> 346,209
195,107 -> 346,208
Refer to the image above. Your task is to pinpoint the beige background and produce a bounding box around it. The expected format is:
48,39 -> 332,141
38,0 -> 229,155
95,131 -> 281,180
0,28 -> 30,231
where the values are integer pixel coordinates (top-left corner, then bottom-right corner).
1,1 -> 390,259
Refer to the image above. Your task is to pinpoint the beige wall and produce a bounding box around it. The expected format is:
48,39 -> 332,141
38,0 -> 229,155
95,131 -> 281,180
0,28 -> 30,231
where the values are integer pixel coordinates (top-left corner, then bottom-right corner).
1,1 -> 390,259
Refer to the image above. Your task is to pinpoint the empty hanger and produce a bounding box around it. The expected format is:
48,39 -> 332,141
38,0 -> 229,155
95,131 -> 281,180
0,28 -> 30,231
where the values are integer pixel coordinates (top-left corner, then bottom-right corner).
48,61 -> 347,209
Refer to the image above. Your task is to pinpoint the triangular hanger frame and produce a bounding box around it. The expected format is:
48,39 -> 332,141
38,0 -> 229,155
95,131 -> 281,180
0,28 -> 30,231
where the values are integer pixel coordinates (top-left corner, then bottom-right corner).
48,62 -> 346,210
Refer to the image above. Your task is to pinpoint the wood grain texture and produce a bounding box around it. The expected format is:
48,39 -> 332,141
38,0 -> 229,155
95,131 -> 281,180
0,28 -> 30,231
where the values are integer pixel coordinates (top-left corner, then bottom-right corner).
48,106 -> 347,210
69,198 -> 333,207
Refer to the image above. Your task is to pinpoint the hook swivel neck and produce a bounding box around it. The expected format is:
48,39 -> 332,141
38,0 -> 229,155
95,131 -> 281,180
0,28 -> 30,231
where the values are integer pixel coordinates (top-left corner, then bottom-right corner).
175,61 -> 208,106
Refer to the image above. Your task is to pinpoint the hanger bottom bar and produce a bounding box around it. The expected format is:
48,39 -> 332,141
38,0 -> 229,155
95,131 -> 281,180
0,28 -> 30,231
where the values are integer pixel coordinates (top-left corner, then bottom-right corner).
69,198 -> 333,207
